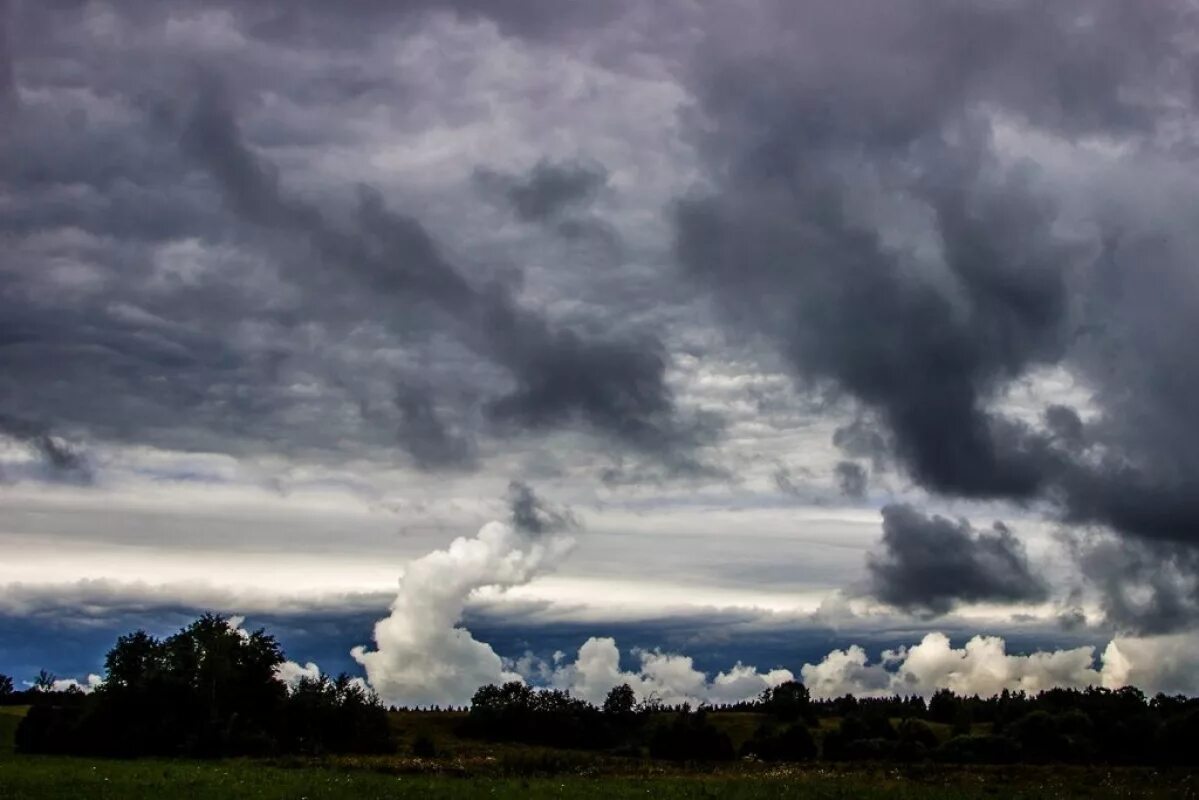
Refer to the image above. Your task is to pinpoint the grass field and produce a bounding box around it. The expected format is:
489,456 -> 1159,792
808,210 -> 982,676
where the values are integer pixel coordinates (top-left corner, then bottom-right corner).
0,706 -> 1194,799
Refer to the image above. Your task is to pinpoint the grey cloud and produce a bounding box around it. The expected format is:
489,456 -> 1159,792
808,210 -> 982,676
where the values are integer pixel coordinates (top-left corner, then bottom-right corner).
0,0 -> 14,111
394,386 -> 477,471
0,0 -> 716,482
181,79 -> 709,469
675,0 -> 1199,624
478,160 -> 608,223
1069,534 -> 1199,635
1044,404 -> 1084,446
833,461 -> 867,499
867,504 -> 1048,614
506,480 -> 577,535
0,415 -> 92,484
832,419 -> 889,472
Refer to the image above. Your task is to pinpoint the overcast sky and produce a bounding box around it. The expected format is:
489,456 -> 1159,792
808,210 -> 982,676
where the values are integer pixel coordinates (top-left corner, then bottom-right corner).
4,0 -> 1199,702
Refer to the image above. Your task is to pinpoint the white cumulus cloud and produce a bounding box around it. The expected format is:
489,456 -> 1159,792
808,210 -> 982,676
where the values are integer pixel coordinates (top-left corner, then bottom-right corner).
545,636 -> 793,706
801,631 -> 1199,699
352,520 -> 574,707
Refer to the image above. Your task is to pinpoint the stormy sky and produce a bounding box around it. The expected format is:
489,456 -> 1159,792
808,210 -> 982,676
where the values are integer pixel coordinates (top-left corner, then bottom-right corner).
4,0 -> 1199,701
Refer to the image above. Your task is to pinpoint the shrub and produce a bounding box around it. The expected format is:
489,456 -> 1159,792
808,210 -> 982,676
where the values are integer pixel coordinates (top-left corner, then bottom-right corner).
935,734 -> 1020,765
648,709 -> 735,762
741,721 -> 817,762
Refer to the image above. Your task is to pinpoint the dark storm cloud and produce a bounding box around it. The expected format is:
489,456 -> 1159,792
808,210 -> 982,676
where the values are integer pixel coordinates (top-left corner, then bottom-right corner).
475,160 -> 623,250
506,480 -> 576,535
0,0 -> 714,478
833,461 -> 867,499
674,0 -> 1199,628
0,0 -> 15,110
1069,535 -> 1199,636
867,504 -> 1047,614
832,419 -> 889,472
0,415 -> 91,484
180,80 -> 705,467
394,386 -> 478,471
477,160 -> 608,223
1044,405 -> 1084,447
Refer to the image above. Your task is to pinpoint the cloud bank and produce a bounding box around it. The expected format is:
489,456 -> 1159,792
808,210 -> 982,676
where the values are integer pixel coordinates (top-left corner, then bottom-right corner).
801,631 -> 1199,700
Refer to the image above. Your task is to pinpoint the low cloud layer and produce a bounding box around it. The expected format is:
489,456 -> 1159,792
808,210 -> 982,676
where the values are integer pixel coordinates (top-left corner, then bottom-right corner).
802,631 -> 1199,699
540,636 -> 793,707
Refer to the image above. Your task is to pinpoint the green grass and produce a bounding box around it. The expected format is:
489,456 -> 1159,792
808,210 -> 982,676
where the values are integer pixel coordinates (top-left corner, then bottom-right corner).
0,707 -> 28,759
0,756 -> 1193,799
0,708 -> 1195,798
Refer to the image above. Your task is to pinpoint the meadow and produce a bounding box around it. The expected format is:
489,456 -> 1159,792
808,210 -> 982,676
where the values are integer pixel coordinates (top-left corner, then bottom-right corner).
1,706 -> 1194,799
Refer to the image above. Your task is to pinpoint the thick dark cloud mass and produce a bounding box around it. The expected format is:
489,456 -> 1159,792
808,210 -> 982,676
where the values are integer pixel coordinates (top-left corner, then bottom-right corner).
1069,535 -> 1199,635
5,0 -> 1199,639
867,504 -> 1047,614
0,1 -> 709,475
674,0 -> 1199,628
507,480 -> 576,535
394,386 -> 478,471
833,461 -> 867,499
182,80 -> 709,468
0,415 -> 91,484
0,0 -> 14,110
477,160 -> 607,223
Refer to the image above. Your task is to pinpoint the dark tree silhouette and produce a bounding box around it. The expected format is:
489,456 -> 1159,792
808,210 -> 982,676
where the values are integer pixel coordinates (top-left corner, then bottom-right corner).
760,680 -> 812,723
15,613 -> 391,757
603,683 -> 637,718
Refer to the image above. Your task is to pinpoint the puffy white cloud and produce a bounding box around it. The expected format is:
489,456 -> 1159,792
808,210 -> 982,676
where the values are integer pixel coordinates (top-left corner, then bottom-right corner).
801,631 -> 1199,699
275,660 -> 321,689
1100,633 -> 1199,696
47,674 -> 102,694
799,645 -> 892,699
545,636 -> 792,706
353,521 -> 573,707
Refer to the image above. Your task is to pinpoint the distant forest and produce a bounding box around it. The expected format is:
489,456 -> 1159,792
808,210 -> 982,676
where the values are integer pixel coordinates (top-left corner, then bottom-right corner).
5,615 -> 1199,766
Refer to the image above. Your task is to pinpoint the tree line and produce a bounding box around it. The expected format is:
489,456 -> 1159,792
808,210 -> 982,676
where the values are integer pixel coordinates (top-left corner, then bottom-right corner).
6,614 -> 392,757
461,678 -> 1199,765
6,615 -> 1199,765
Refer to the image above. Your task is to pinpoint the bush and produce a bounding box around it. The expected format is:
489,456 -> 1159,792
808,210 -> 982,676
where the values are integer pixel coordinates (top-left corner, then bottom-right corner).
462,682 -> 615,750
411,733 -> 437,758
648,709 -> 735,762
741,722 -> 817,762
935,734 -> 1020,764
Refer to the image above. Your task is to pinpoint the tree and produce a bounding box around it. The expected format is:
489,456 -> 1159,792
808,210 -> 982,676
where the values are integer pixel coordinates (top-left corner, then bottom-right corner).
742,721 -> 817,761
929,688 -> 959,723
104,630 -> 163,690
649,708 -> 735,762
603,683 -> 636,718
34,670 -> 57,693
761,680 -> 811,722
0,673 -> 13,698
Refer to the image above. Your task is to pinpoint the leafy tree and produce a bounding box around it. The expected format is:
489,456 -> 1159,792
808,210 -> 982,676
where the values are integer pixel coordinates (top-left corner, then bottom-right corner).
928,688 -> 959,723
16,613 -> 390,758
649,708 -> 735,762
761,680 -> 811,723
0,673 -> 13,698
742,721 -> 817,761
603,683 -> 637,718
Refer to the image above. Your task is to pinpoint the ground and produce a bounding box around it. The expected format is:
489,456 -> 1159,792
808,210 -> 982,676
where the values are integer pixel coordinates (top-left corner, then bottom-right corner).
0,707 -> 1194,799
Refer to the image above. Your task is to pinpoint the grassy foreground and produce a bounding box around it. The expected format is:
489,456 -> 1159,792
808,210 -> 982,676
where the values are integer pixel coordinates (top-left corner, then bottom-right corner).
1,757 -> 1194,800
1,707 -> 1195,799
